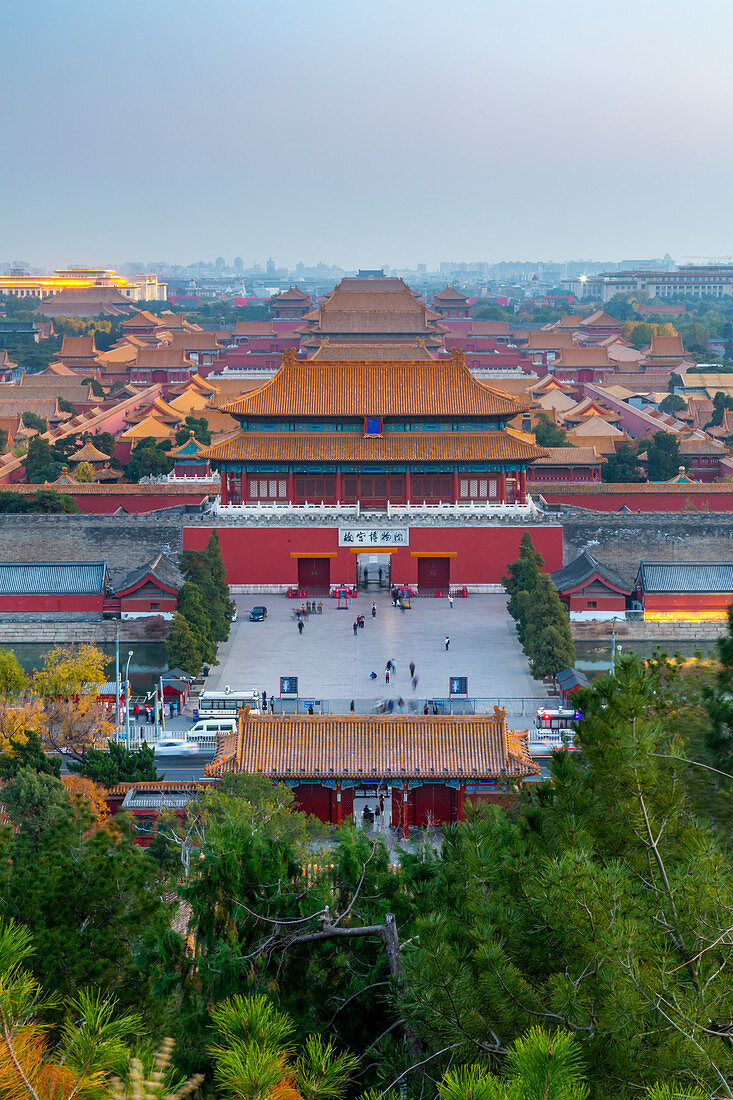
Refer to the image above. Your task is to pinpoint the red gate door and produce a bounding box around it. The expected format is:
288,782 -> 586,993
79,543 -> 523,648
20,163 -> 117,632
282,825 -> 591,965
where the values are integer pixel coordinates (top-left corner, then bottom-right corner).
417,556 -> 450,594
297,557 -> 331,593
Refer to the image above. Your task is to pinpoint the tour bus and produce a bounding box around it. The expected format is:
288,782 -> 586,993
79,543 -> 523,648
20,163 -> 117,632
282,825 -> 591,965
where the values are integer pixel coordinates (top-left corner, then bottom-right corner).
528,706 -> 581,753
194,689 -> 261,720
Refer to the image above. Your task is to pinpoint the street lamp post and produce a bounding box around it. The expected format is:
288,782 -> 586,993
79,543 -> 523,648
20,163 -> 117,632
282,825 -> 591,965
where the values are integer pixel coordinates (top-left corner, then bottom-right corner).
125,650 -> 133,749
115,620 -> 120,735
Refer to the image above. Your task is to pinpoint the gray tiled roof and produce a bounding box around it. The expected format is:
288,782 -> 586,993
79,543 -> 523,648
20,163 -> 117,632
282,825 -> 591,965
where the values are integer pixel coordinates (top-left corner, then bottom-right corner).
551,550 -> 631,595
115,552 -> 183,595
0,561 -> 107,594
637,561 -> 733,592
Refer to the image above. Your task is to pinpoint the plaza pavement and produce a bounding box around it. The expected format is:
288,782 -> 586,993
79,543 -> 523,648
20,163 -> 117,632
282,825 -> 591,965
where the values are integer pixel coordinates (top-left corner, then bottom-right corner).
205,592 -> 546,714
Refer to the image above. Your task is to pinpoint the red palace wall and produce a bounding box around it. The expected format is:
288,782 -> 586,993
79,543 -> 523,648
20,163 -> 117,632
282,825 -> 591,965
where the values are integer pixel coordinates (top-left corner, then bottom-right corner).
183,523 -> 563,587
0,594 -> 103,614
644,592 -> 733,613
567,594 -> 626,613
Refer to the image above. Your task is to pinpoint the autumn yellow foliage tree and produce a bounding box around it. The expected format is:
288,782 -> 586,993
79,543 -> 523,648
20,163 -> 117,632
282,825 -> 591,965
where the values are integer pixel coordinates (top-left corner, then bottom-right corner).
61,774 -> 109,827
33,645 -> 111,756
74,461 -> 96,483
0,699 -> 46,755
33,644 -> 108,700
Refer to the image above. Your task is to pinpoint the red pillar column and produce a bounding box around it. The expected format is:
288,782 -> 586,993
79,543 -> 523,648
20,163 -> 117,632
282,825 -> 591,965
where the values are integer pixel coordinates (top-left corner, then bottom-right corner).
405,468 -> 411,503
499,471 -> 506,503
402,783 -> 409,838
334,784 -> 342,825
519,469 -> 527,504
220,468 -> 228,505
336,470 -> 342,503
287,470 -> 295,503
458,782 -> 465,822
452,469 -> 459,503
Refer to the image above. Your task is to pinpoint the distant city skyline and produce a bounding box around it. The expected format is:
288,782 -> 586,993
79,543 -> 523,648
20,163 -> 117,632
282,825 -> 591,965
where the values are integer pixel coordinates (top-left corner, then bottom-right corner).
3,0 -> 733,267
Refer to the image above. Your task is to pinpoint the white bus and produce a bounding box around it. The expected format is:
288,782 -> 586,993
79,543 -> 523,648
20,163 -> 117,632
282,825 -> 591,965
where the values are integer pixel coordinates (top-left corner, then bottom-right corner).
529,706 -> 581,753
195,689 -> 261,719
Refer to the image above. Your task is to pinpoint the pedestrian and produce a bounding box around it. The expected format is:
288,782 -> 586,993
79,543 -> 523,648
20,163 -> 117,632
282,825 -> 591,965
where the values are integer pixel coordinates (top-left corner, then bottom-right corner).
318,601 -> 323,614
298,619 -> 304,634
371,602 -> 377,618
385,660 -> 392,674
269,697 -> 275,713
432,703 -> 439,715
134,703 -> 139,718
397,697 -> 404,710
262,689 -> 267,709
423,704 -> 429,715
387,699 -> 394,713
411,674 -> 418,692
391,658 -> 397,676
369,670 -> 377,679
359,615 -> 365,628
444,635 -> 450,650
448,593 -> 454,610
350,699 -> 355,712
385,668 -> 390,684
308,704 -> 314,715
353,621 -> 359,636
409,661 -> 415,679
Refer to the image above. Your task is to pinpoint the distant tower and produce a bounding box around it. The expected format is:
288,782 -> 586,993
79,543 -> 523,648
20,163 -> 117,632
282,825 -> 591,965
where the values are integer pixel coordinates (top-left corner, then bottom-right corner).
234,256 -> 243,272
432,285 -> 471,333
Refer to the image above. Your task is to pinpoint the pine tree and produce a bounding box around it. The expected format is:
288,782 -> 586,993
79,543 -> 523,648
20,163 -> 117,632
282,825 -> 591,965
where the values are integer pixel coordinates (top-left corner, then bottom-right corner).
703,603 -> 733,771
165,613 -> 202,677
522,572 -> 575,680
399,657 -> 733,1095
177,581 -> 216,665
179,531 -> 234,643
503,533 -> 544,623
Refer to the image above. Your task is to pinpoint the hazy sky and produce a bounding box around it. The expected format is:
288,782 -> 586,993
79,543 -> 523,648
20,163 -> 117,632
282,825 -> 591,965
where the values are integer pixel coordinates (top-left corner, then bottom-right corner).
3,0 -> 733,270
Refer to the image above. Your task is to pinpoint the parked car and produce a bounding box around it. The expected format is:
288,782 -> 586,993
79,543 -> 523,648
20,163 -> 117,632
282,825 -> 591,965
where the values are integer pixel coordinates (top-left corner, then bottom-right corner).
188,718 -> 238,738
231,608 -> 238,622
249,606 -> 268,621
151,738 -> 199,756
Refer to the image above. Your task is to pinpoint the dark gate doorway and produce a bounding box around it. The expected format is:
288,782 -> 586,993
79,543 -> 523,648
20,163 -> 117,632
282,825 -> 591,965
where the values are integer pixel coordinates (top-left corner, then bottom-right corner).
356,553 -> 391,590
297,557 -> 330,594
417,556 -> 450,595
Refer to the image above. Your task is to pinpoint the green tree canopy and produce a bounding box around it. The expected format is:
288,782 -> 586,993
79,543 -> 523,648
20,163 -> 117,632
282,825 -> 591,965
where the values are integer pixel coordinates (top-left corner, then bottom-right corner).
399,657 -> 733,1096
659,393 -> 686,415
0,775 -> 172,1013
534,412 -> 569,448
165,612 -> 202,676
601,442 -> 643,483
177,580 -> 216,665
0,649 -> 27,695
0,730 -> 61,779
645,430 -> 682,481
69,740 -> 160,786
124,438 -> 173,481
24,437 -> 61,483
179,530 -> 233,643
174,416 -> 211,446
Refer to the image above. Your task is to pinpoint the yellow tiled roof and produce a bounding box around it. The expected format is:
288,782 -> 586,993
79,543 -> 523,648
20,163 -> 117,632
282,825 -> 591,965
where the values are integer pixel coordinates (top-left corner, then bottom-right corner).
207,713 -> 539,780
222,349 -> 527,419
202,430 -> 547,464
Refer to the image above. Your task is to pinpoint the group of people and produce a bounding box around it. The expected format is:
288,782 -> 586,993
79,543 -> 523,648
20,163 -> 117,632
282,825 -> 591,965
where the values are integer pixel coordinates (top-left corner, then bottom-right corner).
293,601 -> 324,634
352,615 -> 366,635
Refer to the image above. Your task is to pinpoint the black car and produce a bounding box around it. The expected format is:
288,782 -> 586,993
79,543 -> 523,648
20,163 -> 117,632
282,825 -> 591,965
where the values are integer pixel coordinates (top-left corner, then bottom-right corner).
249,606 -> 268,621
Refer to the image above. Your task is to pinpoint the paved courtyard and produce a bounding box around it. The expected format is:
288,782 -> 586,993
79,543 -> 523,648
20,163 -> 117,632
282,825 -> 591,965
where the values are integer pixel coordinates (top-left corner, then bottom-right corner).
206,592 -> 546,714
